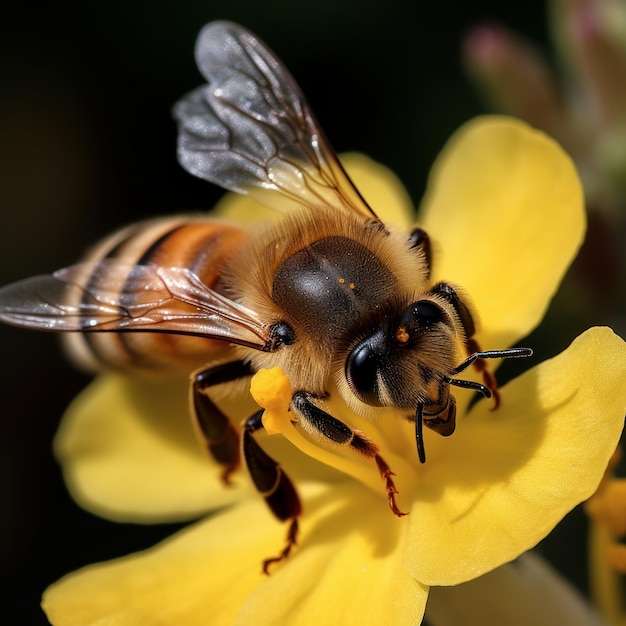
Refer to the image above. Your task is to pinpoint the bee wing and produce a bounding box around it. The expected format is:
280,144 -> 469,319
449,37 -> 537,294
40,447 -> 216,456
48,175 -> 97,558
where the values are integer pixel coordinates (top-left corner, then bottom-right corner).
0,261 -> 272,351
173,21 -> 376,219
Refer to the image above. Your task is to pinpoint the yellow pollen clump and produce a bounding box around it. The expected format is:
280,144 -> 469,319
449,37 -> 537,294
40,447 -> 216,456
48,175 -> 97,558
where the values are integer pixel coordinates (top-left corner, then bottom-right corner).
250,367 -> 292,435
349,283 -> 355,289
338,278 -> 346,284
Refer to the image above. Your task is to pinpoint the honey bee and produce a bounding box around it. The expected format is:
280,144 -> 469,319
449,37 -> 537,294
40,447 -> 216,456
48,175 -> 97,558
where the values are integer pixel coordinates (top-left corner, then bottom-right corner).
0,21 -> 531,572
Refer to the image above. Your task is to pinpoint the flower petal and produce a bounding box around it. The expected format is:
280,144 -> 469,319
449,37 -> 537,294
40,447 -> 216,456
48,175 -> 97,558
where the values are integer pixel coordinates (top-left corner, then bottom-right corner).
419,116 -> 585,349
54,373 -> 252,522
405,326 -> 626,586
426,552 -> 606,626
339,152 -> 416,227
236,489 -> 427,625
43,484 -> 427,626
56,374 -> 342,522
42,495 -> 291,626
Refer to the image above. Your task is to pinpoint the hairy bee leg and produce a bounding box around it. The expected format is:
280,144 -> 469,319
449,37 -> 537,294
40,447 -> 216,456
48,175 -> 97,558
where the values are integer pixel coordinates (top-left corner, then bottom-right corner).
192,360 -> 254,484
242,410 -> 302,574
429,282 -> 503,405
291,391 -> 407,517
429,282 -> 476,336
408,227 -> 432,278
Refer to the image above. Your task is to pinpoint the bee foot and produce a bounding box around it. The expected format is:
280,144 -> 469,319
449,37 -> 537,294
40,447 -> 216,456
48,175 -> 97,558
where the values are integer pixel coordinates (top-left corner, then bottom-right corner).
262,518 -> 299,575
375,454 -> 408,517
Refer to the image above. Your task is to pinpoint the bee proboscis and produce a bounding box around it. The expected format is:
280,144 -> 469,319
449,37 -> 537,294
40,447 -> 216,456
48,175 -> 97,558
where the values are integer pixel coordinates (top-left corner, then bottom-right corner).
0,21 -> 531,572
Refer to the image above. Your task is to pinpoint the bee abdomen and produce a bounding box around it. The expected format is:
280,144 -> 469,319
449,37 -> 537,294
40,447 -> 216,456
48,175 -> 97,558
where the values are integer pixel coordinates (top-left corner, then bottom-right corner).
64,216 -> 249,374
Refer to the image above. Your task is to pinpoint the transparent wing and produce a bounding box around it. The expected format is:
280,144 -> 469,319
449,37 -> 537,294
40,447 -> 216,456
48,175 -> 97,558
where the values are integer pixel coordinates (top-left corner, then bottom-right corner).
0,261 -> 272,351
173,20 -> 376,219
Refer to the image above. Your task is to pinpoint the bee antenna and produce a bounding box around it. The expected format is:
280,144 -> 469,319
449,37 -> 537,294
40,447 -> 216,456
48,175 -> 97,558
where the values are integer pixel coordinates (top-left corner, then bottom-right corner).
443,376 -> 492,398
414,403 -> 426,464
451,347 -> 533,375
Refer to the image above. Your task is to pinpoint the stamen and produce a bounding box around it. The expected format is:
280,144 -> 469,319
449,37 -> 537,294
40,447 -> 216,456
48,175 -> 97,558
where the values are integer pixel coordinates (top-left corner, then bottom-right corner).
586,478 -> 626,538
605,543 -> 626,574
586,451 -> 626,622
250,368 -> 416,510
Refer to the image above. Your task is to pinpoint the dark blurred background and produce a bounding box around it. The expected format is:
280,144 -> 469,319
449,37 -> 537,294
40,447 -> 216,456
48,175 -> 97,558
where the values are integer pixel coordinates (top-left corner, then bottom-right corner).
0,1 -> 603,624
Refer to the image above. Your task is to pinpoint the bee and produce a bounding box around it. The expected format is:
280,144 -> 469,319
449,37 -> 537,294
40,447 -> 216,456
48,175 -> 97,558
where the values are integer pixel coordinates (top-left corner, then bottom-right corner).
0,21 -> 531,572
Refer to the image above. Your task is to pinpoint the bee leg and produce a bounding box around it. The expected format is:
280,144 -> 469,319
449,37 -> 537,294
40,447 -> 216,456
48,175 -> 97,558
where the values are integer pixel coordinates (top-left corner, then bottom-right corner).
291,391 -> 407,517
429,282 -> 502,403
242,410 -> 302,574
408,227 -> 432,278
192,360 -> 253,485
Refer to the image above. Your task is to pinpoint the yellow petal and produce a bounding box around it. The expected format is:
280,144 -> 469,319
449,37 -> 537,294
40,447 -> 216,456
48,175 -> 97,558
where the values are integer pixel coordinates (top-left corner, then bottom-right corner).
43,495 -> 291,626
212,153 -> 415,228
43,484 -> 427,626
54,374 -> 252,522
56,374 -> 342,521
405,327 -> 626,586
419,116 -> 584,349
427,552 -> 606,626
236,484 -> 426,625
338,152 -> 415,227
211,188 -> 280,224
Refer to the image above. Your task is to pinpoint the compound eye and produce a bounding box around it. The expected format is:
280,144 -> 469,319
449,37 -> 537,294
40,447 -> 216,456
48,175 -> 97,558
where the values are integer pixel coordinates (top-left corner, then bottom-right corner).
402,300 -> 444,330
345,338 -> 383,406
415,301 -> 443,325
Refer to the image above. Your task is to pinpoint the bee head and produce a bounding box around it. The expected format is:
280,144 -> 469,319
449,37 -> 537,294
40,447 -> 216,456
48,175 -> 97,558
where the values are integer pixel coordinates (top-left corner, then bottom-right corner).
344,298 -> 461,409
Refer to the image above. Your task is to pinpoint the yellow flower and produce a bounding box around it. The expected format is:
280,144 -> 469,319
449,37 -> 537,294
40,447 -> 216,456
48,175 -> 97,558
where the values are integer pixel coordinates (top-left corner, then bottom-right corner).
427,552 -> 606,626
586,450 -> 626,626
42,117 -> 626,625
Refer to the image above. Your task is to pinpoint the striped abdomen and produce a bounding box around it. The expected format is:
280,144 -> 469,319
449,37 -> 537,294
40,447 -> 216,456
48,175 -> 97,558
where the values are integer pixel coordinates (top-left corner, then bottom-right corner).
63,216 -> 250,374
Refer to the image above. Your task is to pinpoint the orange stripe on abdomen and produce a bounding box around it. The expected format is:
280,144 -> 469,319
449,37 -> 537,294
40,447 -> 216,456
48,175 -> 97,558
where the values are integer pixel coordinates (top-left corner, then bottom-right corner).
63,216 -> 250,376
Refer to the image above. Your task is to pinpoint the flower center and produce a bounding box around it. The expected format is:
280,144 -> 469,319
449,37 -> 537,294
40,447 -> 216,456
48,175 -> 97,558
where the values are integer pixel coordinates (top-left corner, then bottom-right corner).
250,368 -> 424,510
